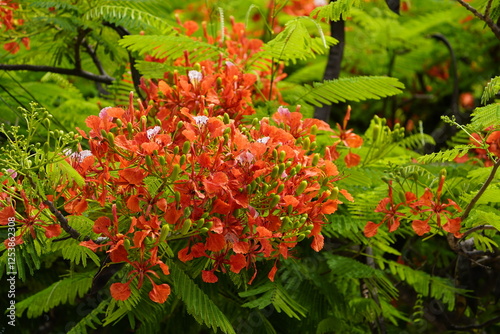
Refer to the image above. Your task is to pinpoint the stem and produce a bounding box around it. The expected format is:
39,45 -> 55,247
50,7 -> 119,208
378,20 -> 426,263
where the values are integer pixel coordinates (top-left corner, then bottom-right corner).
44,200 -> 88,241
459,224 -> 497,240
0,64 -> 114,84
461,158 -> 500,221
455,0 -> 500,40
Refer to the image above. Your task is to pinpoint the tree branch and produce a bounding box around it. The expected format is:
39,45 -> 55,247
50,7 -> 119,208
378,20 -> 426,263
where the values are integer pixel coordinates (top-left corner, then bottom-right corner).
43,200 -> 89,241
450,315 -> 500,330
456,0 -> 500,40
103,22 -> 145,101
0,64 -> 115,84
462,158 -> 500,221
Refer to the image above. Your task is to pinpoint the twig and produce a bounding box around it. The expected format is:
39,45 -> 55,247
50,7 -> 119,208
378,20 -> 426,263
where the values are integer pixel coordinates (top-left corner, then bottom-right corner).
460,224 -> 497,240
484,0 -> 494,19
450,315 -> 500,330
455,0 -> 500,40
103,22 -> 145,101
461,158 -> 500,221
0,64 -> 114,84
43,200 -> 88,240
83,40 -> 107,76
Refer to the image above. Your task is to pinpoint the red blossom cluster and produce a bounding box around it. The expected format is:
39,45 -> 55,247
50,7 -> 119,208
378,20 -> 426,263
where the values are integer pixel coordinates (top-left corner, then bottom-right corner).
0,0 -> 29,54
146,16 -> 286,104
364,175 -> 462,238
54,90 -> 348,302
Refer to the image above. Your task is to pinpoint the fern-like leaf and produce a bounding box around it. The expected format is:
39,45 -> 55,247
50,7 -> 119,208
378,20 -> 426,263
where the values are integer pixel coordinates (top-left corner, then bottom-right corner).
482,76 -> 500,103
290,76 -> 404,107
418,145 -> 471,163
169,260 -> 236,334
66,299 -> 108,334
251,17 -> 337,67
119,35 -> 223,64
470,103 -> 500,130
310,0 -> 363,21
85,5 -> 173,34
16,271 -> 93,318
239,281 -> 308,320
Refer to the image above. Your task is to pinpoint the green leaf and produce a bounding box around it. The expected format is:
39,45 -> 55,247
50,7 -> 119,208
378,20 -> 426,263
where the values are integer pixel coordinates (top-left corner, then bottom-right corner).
291,76 -> 404,107
169,261 -> 236,334
239,282 -> 308,320
17,272 -> 93,318
470,103 -> 500,130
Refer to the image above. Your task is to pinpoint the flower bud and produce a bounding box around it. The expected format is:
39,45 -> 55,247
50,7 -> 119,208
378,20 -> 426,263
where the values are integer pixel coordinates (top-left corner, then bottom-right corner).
270,194 -> 280,207
171,164 -> 181,180
159,224 -> 170,243
296,180 -> 307,195
182,141 -> 190,154
311,153 -> 320,166
302,137 -> 311,151
116,119 -> 123,127
180,219 -> 192,235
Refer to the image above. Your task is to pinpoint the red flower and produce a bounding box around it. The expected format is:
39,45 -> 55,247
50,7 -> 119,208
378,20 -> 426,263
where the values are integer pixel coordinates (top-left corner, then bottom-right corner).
410,174 -> 462,236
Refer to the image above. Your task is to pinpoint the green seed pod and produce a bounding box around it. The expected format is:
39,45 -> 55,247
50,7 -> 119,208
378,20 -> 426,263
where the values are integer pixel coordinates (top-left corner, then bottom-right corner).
173,146 -> 179,155
182,141 -> 191,154
397,190 -> 406,204
127,122 -> 134,135
116,119 -> 123,128
159,155 -> 166,166
201,212 -> 210,219
223,113 -> 230,124
43,118 -> 51,129
299,215 -> 308,225
199,227 -> 209,233
176,121 -> 184,130
159,224 -> 170,243
123,238 -> 131,250
287,205 -> 293,215
216,77 -> 223,88
289,167 -> 297,177
223,127 -> 231,135
180,219 -> 192,235
270,194 -> 281,207
171,164 -> 181,180
297,233 -> 306,242
296,180 -> 307,195
311,153 -> 320,166
100,129 -> 108,138
277,184 -> 284,193
252,118 -> 259,127
302,137 -> 311,151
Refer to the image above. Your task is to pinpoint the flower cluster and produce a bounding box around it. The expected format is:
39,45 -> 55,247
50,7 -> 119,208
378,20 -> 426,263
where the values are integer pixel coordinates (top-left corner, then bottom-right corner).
0,1 -> 30,54
41,90 -> 350,303
364,174 -> 462,238
144,16 -> 286,105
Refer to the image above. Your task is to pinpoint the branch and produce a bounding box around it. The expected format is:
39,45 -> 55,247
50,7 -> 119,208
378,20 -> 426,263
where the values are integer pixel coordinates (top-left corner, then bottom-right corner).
450,315 -> 500,330
460,224 -> 498,240
0,64 -> 115,84
455,0 -> 500,40
43,200 -> 89,241
104,22 -> 145,101
83,40 -> 107,76
461,158 -> 500,221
